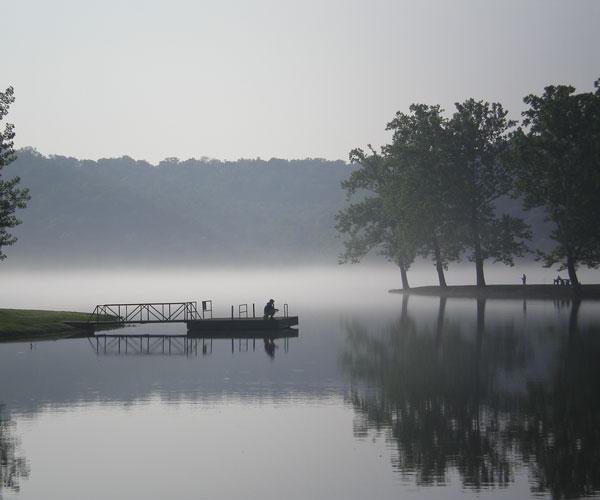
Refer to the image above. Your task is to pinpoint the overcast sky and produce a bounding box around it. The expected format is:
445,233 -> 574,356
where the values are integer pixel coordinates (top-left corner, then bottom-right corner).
3,0 -> 599,163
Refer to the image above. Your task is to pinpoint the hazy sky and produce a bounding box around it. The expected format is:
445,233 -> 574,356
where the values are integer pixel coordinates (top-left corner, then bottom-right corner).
3,0 -> 599,163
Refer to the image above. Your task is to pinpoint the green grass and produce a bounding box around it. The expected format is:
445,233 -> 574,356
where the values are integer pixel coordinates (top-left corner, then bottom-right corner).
0,308 -> 96,340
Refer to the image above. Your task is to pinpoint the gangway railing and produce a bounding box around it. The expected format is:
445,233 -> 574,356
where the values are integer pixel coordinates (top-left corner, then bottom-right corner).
201,300 -> 213,319
89,301 -> 201,324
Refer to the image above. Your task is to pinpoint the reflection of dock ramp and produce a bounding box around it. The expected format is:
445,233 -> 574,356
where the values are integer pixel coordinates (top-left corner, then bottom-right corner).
89,330 -> 298,356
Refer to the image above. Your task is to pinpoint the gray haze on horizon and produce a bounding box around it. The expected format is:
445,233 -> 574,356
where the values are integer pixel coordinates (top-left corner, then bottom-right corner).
3,0 -> 599,163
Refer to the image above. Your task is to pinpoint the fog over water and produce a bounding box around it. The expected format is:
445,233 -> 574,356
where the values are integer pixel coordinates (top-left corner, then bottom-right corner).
2,264 -> 600,312
1,265 -> 600,499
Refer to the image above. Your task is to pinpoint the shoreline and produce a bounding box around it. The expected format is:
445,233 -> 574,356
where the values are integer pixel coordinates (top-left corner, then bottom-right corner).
0,308 -> 99,342
388,284 -> 600,299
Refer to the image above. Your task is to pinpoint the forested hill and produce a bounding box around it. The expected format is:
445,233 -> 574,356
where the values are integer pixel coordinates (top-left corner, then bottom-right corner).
6,148 -> 551,269
6,149 -> 353,267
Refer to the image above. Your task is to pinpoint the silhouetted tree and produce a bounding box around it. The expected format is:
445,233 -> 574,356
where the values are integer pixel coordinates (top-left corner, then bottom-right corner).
336,147 -> 417,289
511,79 -> 600,288
0,87 -> 29,260
446,99 -> 530,287
385,104 -> 462,287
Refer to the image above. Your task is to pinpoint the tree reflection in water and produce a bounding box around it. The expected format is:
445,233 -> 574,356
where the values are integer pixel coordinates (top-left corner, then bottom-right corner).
340,296 -> 600,498
0,404 -> 29,494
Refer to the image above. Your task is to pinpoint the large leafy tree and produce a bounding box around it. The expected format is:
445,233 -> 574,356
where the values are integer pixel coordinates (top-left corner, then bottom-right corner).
446,99 -> 530,287
511,80 -> 600,288
0,87 -> 29,260
384,104 -> 461,287
336,147 -> 418,289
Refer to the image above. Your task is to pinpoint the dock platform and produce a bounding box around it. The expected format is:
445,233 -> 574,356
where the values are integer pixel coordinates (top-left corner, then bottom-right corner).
64,301 -> 299,334
187,316 -> 298,334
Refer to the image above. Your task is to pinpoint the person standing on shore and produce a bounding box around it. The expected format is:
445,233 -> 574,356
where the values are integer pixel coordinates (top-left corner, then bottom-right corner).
522,273 -> 527,285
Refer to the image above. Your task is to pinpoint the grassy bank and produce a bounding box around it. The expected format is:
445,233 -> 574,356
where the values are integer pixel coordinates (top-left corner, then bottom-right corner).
389,284 -> 600,299
0,308 -> 94,341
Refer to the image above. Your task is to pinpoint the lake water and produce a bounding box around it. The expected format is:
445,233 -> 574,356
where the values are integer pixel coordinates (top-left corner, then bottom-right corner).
1,267 -> 599,499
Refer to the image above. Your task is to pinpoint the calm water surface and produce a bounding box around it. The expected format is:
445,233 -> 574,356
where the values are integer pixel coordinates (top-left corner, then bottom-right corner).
1,269 -> 599,499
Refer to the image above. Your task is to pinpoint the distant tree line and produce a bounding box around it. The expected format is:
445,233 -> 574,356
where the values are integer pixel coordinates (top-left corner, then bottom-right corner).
336,79 -> 600,289
7,150 -> 351,267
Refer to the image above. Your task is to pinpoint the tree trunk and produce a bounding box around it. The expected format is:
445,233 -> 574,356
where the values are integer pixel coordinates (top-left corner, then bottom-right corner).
566,254 -> 580,288
470,208 -> 486,287
400,264 -> 410,290
432,237 -> 447,288
474,240 -> 486,287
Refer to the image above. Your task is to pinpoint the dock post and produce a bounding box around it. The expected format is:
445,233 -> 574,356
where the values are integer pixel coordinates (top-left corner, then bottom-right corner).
253,304 -> 255,318
231,305 -> 234,319
253,338 -> 255,351
96,337 -> 99,353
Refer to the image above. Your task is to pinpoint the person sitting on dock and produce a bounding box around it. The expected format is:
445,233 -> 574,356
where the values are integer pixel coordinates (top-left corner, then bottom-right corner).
263,299 -> 279,319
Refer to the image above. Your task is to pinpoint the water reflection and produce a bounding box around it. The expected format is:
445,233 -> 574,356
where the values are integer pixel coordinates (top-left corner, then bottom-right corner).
340,296 -> 600,498
0,404 -> 30,494
88,331 -> 297,357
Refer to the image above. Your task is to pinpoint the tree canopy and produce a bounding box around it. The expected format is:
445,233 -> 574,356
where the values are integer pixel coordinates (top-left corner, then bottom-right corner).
446,99 -> 530,286
337,99 -> 531,288
0,87 -> 29,260
512,79 -> 600,287
335,147 -> 418,289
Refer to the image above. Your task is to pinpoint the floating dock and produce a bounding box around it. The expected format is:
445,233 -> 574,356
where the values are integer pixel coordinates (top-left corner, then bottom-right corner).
64,300 -> 299,335
187,316 -> 298,334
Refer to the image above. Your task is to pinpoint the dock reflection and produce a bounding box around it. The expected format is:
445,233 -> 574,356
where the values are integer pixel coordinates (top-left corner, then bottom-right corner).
88,330 -> 299,357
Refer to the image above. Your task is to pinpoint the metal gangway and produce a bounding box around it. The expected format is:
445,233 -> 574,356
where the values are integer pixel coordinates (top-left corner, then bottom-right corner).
88,301 -> 201,325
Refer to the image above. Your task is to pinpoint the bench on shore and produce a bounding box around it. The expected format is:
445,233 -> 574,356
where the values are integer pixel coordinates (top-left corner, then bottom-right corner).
553,278 -> 572,286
